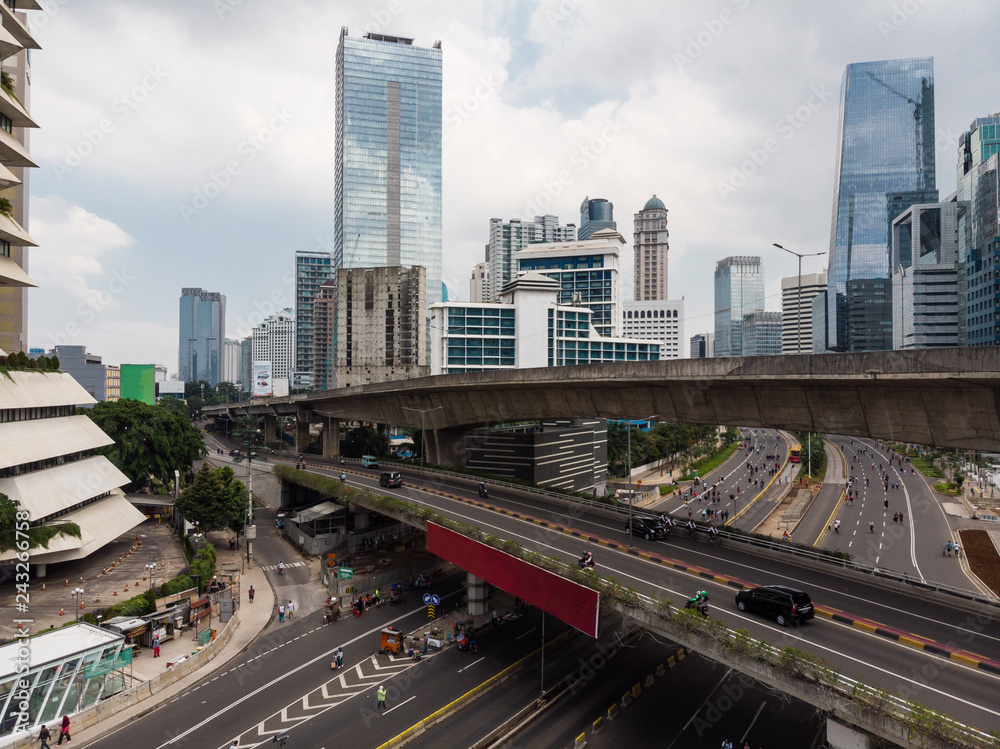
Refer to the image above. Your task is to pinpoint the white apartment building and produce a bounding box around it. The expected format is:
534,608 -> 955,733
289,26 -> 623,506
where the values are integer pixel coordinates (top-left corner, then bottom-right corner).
251,308 -> 296,381
780,271 -> 827,354
469,261 -> 489,303
487,215 -> 576,301
622,299 -> 684,359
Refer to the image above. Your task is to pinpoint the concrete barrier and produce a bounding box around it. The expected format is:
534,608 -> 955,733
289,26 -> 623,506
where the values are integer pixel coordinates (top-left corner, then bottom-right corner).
592,716 -> 604,735
631,682 -> 642,698
644,674 -> 655,688
655,663 -> 665,677
607,703 -> 619,721
574,731 -> 588,749
621,690 -> 632,708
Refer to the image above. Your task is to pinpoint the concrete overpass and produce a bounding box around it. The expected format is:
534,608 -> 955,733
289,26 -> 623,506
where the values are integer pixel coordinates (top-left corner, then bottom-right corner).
205,347 -> 1000,463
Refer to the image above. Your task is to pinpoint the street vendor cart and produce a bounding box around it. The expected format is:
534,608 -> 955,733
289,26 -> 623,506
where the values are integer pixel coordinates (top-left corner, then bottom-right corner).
324,597 -> 340,624
380,626 -> 404,655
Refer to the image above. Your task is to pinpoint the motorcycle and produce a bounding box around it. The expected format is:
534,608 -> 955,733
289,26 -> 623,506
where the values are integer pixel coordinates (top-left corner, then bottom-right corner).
478,485 -> 488,498
577,553 -> 595,571
340,472 -> 347,482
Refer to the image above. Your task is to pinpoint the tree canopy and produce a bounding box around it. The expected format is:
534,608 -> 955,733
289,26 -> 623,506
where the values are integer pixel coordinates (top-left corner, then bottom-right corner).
0,493 -> 81,553
175,464 -> 249,533
85,399 -> 206,491
607,421 -> 725,477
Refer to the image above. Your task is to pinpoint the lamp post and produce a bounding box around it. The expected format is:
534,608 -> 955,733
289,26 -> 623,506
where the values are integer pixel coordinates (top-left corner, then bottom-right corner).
145,563 -> 156,591
772,243 -> 827,355
73,588 -> 84,621
402,406 -> 443,479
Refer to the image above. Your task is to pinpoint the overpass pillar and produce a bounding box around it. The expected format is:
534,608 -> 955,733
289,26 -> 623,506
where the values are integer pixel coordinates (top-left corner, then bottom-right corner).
826,718 -> 871,749
466,573 -> 487,616
295,416 -> 311,453
427,428 -> 467,468
322,421 -> 340,459
262,414 -> 278,446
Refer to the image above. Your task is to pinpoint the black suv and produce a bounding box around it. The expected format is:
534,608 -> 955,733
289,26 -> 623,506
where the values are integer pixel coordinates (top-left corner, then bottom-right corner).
625,517 -> 667,541
735,585 -> 814,626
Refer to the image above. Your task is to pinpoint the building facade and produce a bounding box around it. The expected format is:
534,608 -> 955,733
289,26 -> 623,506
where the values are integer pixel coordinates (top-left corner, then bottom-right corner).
578,197 -> 615,240
690,332 -> 714,359
334,266 -> 428,387
963,238 -> 1000,347
622,299 -> 684,359
515,228 -> 623,338
714,256 -> 764,357
312,280 -> 337,391
469,261 -> 489,303
0,7 -> 40,356
827,57 -> 938,351
633,195 -> 669,301
251,309 -> 295,382
741,310 -> 783,356
334,29 -> 442,309
120,364 -> 155,405
223,338 -> 243,385
178,288 -> 226,386
430,272 -> 660,375
30,345 -> 120,403
486,215 -> 575,302
294,250 -> 332,390
811,292 -> 828,353
780,272 -> 827,354
239,337 -> 252,392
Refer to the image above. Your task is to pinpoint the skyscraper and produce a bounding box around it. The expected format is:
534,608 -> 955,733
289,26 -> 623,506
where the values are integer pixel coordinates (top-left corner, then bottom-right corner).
827,57 -> 938,351
780,272 -> 827,354
633,195 -> 669,300
251,309 -> 295,382
578,197 -> 615,240
742,311 -> 783,356
334,29 -> 442,308
178,287 -> 226,386
294,250 -> 332,390
714,256 -> 764,357
486,215 -> 575,302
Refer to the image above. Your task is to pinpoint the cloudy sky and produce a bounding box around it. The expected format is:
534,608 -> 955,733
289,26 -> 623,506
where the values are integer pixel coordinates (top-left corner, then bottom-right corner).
23,0 -> 1000,369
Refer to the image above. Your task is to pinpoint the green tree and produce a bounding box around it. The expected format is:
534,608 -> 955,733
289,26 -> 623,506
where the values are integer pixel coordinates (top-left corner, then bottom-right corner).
175,464 -> 248,533
344,424 -> 388,458
85,399 -> 206,490
0,493 -> 81,553
215,381 -> 243,404
158,396 -> 188,418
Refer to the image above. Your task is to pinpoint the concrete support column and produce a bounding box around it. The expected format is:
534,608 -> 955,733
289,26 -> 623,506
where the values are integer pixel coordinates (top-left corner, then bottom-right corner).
262,414 -> 278,446
295,416 -> 311,453
322,421 -> 341,459
427,428 -> 467,468
466,573 -> 487,616
826,718 -> 871,749
34,563 -> 46,579
354,507 -> 370,531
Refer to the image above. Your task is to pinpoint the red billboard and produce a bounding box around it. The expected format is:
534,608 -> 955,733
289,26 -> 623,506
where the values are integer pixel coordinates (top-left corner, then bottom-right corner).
426,522 -> 600,637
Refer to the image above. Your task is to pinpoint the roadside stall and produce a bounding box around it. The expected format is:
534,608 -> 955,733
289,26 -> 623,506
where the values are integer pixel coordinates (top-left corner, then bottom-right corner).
324,597 -> 341,624
103,616 -> 149,657
379,626 -> 404,655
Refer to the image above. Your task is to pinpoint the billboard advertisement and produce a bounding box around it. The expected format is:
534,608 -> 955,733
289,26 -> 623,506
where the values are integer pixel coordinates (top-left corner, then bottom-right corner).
252,361 -> 272,397
426,522 -> 600,637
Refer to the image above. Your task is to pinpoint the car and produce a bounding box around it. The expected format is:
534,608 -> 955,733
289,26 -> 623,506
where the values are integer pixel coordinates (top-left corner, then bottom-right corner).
735,585 -> 814,626
625,517 -> 667,541
379,471 -> 402,488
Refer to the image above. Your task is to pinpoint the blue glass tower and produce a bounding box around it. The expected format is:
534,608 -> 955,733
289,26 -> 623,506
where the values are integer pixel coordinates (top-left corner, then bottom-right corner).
334,29 -> 443,307
578,197 -> 615,240
827,58 -> 937,351
714,257 -> 764,357
179,287 -> 225,386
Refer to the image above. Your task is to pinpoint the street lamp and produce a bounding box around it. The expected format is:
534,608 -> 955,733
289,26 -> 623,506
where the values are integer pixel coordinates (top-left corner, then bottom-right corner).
145,563 -> 156,591
402,406 -> 443,479
772,243 -> 827,355
73,588 -> 84,621
624,416 -> 658,538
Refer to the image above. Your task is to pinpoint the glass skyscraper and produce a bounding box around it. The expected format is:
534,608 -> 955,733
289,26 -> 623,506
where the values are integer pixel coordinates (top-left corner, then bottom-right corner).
578,197 -> 615,240
334,29 -> 442,307
294,250 -> 332,390
178,287 -> 225,386
827,57 -> 937,351
714,256 -> 764,357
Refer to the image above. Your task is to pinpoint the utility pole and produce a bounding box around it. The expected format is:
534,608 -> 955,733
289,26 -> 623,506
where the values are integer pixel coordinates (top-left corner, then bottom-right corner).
402,406 -> 443,478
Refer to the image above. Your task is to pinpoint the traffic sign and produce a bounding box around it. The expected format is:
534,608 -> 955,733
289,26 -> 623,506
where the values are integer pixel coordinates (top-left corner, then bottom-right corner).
422,593 -> 431,604
430,594 -> 440,606
337,567 -> 353,580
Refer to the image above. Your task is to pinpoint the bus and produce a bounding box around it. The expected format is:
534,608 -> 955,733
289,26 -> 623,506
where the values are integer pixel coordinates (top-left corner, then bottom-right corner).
790,444 -> 802,463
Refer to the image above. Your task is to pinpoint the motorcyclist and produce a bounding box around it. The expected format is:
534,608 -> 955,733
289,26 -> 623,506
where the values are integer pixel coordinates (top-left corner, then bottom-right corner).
578,551 -> 595,570
686,590 -> 708,609
340,472 -> 347,482
478,482 -> 488,497
277,561 -> 284,576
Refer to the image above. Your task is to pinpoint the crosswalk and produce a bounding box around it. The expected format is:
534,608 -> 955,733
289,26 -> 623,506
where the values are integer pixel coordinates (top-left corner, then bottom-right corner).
263,562 -> 306,571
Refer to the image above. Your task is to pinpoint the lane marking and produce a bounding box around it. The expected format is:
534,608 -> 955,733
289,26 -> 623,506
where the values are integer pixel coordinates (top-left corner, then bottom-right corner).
382,695 -> 416,715
458,657 -> 485,673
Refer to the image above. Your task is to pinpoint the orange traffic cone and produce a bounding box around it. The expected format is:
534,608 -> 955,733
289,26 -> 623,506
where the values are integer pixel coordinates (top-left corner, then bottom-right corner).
124,583 -> 129,592
65,579 -> 69,586
113,588 -> 118,596
41,583 -> 45,591
95,595 -> 100,603
59,607 -> 64,616
79,601 -> 84,609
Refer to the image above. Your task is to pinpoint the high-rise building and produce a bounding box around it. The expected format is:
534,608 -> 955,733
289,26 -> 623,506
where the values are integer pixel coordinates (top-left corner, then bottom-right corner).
486,215 -> 575,302
741,310 -> 783,356
178,287 -> 226,386
334,29 -> 442,310
295,250 -> 332,390
827,57 -> 938,351
622,299 -> 684,359
515,228 -> 624,337
469,261 -> 490,303
223,338 -> 243,385
579,197 -> 615,240
891,200 -> 959,349
811,292 -> 828,354
690,332 -> 714,359
312,280 -> 337,391
30,345 -> 120,403
633,195 -> 669,301
964,239 -> 1000,346
0,8 -> 39,356
335,266 -> 427,387
714,256 -> 764,357
239,337 -> 252,392
780,272 -> 827,354
251,309 -> 295,382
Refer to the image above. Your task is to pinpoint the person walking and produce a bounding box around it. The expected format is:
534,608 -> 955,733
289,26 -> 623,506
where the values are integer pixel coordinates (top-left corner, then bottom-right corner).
336,647 -> 344,668
376,684 -> 387,711
287,600 -> 294,620
229,741 -> 239,749
278,604 -> 285,623
248,586 -> 255,603
38,724 -> 51,749
491,609 -> 499,627
56,716 -> 70,745
153,634 -> 161,658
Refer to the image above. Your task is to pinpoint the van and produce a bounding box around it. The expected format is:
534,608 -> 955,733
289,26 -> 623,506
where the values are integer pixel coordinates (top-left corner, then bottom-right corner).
379,471 -> 402,488
361,455 -> 379,468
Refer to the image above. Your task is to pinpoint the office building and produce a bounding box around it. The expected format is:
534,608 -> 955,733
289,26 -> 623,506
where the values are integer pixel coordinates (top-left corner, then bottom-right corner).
741,310 -> 783,356
335,266 -> 428,388
780,272 -> 828,354
714,256 -> 764,357
622,299 -> 684,359
578,197 -> 615,240
891,200 -> 959,349
178,287 -> 226,386
312,280 -> 337,391
0,7 -> 40,356
469,261 -> 489,303
690,332 -> 714,359
430,273 -> 660,375
29,345 -> 120,403
515,228 -> 623,337
251,309 -> 295,383
827,57 -> 938,351
294,250 -> 333,390
633,195 -> 669,300
811,292 -> 828,353
334,29 -> 442,309
964,238 -> 1000,346
223,338 -> 243,385
239,337 -> 252,393
486,215 -> 575,302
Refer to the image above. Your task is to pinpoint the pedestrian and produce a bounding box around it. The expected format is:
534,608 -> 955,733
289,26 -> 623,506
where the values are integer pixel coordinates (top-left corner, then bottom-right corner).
278,604 -> 285,623
954,543 -> 962,557
56,716 -> 70,745
230,741 -> 239,749
899,511 -> 904,523
153,634 -> 161,658
287,600 -> 294,620
248,585 -> 255,603
337,647 -> 344,668
491,609 -> 499,626
38,724 -> 51,749
721,740 -> 733,749
377,684 -> 387,710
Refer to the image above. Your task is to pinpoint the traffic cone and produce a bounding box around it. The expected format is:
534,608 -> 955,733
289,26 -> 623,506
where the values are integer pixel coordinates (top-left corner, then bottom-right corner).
124,583 -> 129,592
95,595 -> 100,603
41,583 -> 45,591
65,579 -> 69,586
59,607 -> 64,616
113,588 -> 118,596
79,601 -> 84,609
79,576 -> 83,583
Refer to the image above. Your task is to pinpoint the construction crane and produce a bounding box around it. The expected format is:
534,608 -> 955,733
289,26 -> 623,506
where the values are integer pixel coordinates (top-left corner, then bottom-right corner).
865,71 -> 927,187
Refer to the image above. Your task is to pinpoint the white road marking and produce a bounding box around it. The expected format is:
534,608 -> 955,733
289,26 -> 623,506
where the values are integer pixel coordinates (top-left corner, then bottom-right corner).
458,657 -> 485,673
382,695 -> 416,715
